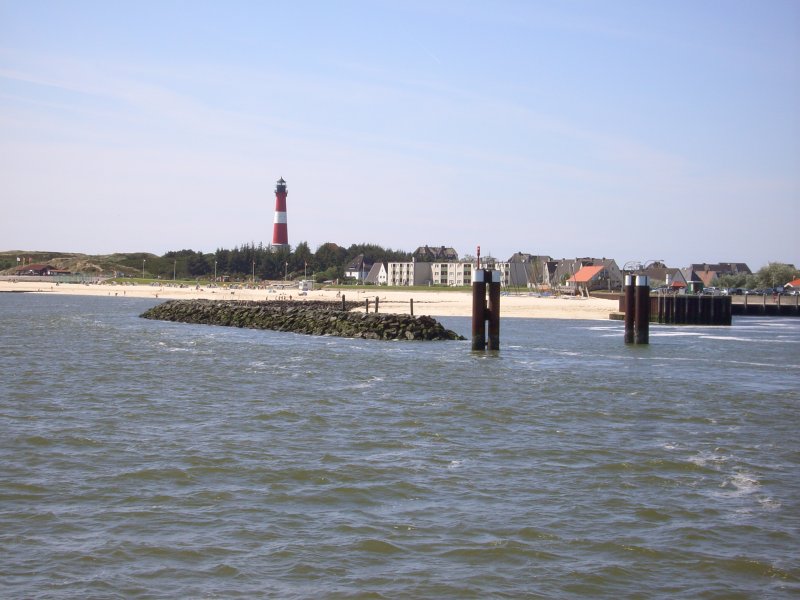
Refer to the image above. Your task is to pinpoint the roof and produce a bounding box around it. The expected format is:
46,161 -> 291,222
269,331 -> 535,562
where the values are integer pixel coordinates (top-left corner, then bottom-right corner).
567,265 -> 605,283
690,262 -> 751,275
507,252 -> 552,264
681,268 -> 702,282
364,263 -> 384,284
14,263 -> 55,272
345,254 -> 368,271
413,245 -> 459,261
786,278 -> 800,288
639,266 -> 671,280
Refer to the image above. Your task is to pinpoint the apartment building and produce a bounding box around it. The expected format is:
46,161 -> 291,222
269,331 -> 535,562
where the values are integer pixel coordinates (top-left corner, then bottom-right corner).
431,262 -> 473,286
387,261 -> 433,286
386,260 -> 478,286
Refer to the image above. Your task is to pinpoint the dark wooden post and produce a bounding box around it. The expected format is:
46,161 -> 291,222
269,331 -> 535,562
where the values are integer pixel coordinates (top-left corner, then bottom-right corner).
724,296 -> 732,324
375,296 -> 379,313
669,295 -> 675,323
624,275 -> 635,344
472,269 -> 487,351
410,298 -> 414,316
487,270 -> 501,351
686,294 -> 697,325
664,295 -> 671,324
365,298 -> 370,313
341,294 -> 346,311
669,295 -> 677,324
710,295 -> 717,324
634,275 -> 650,344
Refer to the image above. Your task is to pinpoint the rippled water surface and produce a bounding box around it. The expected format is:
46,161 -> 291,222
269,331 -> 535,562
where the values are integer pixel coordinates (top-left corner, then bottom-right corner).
2,294 -> 799,598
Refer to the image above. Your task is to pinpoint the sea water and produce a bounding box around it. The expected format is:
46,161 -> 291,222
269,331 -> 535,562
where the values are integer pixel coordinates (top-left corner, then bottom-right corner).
1,294 -> 799,598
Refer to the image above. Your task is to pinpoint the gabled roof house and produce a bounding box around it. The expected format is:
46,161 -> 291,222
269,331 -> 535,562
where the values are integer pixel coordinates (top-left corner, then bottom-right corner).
364,263 -> 387,285
566,264 -> 620,292
551,258 -> 623,291
636,266 -> 687,288
413,245 -> 459,262
689,262 -> 752,286
344,254 -> 371,282
784,278 -> 800,290
14,263 -> 58,276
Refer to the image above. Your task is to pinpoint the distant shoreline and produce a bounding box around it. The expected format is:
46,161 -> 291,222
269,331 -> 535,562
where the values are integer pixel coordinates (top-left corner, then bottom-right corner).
0,281 -> 619,320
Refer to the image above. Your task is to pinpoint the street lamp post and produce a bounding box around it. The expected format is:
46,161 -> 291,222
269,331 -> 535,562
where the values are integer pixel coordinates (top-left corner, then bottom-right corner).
142,259 -> 146,280
252,261 -> 255,284
285,262 -> 288,282
214,261 -> 217,282
173,259 -> 176,281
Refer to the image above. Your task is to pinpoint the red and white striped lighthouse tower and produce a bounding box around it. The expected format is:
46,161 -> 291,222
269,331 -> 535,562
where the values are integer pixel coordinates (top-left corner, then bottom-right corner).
272,177 -> 289,249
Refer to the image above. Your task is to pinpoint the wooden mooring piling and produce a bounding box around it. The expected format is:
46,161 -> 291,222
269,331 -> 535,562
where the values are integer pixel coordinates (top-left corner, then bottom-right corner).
654,294 -> 732,325
619,291 -> 733,325
623,275 -> 651,344
620,293 -> 800,322
472,268 -> 501,351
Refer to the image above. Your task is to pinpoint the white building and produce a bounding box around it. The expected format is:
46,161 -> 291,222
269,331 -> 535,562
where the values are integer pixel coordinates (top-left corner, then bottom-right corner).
344,254 -> 369,282
364,263 -> 387,285
385,261 -> 478,286
387,261 -> 433,286
431,262 -> 473,286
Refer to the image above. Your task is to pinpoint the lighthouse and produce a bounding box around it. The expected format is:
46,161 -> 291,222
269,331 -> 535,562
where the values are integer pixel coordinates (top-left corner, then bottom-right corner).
272,177 -> 289,250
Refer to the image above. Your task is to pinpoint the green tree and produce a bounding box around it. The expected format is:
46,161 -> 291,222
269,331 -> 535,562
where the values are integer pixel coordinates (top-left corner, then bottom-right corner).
173,240 -> 417,282
755,262 -> 799,289
314,242 -> 347,272
214,248 -> 231,277
256,246 -> 290,280
162,249 -> 211,278
345,242 -> 411,266
186,252 -> 210,277
314,266 -> 341,283
292,241 -> 314,277
715,273 -> 751,289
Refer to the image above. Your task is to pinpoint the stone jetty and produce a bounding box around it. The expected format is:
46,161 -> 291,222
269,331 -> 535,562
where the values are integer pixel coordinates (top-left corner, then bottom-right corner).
140,299 -> 465,341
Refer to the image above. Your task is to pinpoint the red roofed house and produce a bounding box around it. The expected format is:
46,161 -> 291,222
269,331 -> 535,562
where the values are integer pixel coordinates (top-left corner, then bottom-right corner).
785,278 -> 800,291
567,264 -> 616,293
14,263 -> 57,276
549,257 -> 623,292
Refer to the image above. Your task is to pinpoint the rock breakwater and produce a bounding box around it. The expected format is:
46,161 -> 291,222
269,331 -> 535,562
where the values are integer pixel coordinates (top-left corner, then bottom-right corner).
140,299 -> 465,341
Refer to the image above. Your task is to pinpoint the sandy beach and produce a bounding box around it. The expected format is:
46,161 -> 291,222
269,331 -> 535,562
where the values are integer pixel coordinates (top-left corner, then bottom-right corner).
0,280 -> 619,320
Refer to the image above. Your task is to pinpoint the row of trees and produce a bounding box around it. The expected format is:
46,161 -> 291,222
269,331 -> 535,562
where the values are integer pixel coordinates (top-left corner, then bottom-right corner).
716,263 -> 799,290
153,242 -> 412,282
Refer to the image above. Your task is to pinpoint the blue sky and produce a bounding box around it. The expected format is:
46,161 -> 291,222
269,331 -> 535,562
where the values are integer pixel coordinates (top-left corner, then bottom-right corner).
1,0 -> 798,269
